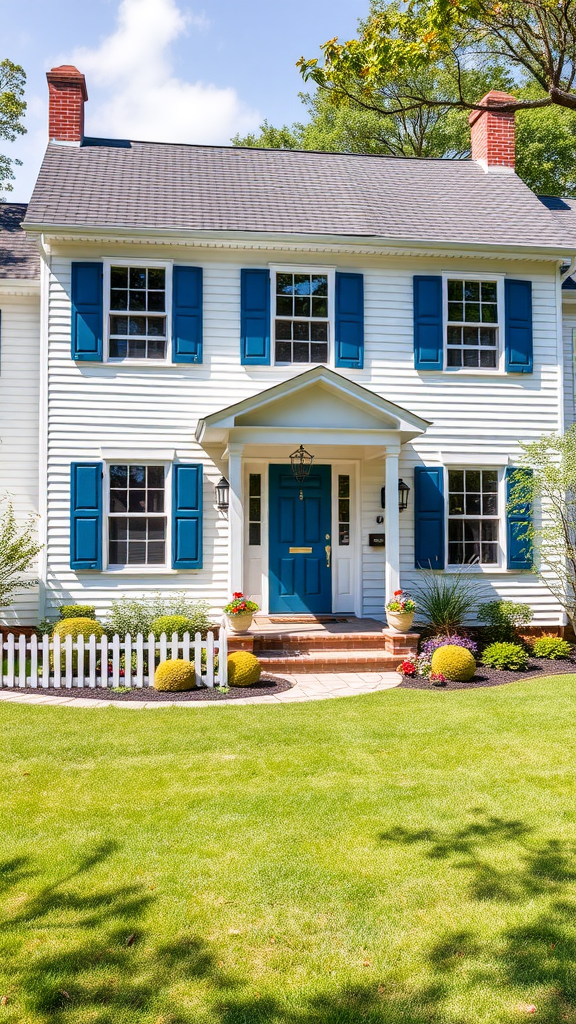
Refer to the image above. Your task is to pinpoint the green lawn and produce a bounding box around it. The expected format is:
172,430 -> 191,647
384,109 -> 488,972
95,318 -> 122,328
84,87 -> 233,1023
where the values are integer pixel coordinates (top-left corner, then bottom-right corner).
1,678 -> 576,1024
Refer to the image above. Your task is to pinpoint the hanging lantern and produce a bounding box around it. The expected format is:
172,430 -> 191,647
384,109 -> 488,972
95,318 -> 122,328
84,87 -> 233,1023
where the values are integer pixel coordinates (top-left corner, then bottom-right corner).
215,476 -> 230,512
289,444 -> 314,500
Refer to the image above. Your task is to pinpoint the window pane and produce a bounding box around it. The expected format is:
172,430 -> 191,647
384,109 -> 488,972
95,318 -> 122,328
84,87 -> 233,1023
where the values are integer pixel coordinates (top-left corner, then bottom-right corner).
463,349 -> 479,367
480,349 -> 497,368
338,476 -> 350,498
480,328 -> 497,346
249,497 -> 260,521
482,493 -> 497,515
449,470 -> 464,491
109,338 -> 127,358
466,493 -> 481,515
483,470 -> 498,492
463,326 -> 479,345
148,268 -> 165,289
448,543 -> 463,564
481,281 -> 497,302
109,540 -> 127,565
148,519 -> 166,541
275,341 -> 291,362
110,315 -> 128,336
249,523 -> 261,546
312,296 -> 328,318
130,268 -> 146,289
148,291 -> 165,312
277,273 -> 293,294
128,338 -> 146,359
448,302 -> 463,321
448,520 -> 463,542
293,322 -> 309,341
275,319 -> 291,340
147,490 -> 164,513
110,465 -> 128,487
311,275 -> 328,296
465,303 -> 480,323
129,290 -> 146,311
110,490 -> 128,512
276,295 -> 292,316
481,543 -> 498,564
447,349 -> 462,367
148,466 -> 164,488
338,499 -> 350,523
464,281 -> 480,301
111,290 -> 128,310
129,465 -> 146,486
129,316 -> 147,335
449,493 -> 464,515
249,474 -> 261,497
466,470 -> 480,492
481,303 -> 497,324
447,280 -> 463,301
293,343 -> 310,362
310,343 -> 328,363
311,322 -> 328,342
447,326 -> 461,345
339,526 -> 350,546
294,274 -> 310,294
294,296 -> 311,317
148,542 -> 165,564
111,267 -> 128,288
128,489 -> 146,513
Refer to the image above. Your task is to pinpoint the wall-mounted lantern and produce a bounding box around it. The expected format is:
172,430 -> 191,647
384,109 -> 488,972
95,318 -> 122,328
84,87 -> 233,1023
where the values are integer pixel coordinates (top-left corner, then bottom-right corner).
215,476 -> 230,514
380,478 -> 411,513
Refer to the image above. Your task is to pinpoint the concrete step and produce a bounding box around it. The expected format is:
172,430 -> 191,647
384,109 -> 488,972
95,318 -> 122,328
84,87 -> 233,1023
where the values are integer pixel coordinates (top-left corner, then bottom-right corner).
257,648 -> 399,673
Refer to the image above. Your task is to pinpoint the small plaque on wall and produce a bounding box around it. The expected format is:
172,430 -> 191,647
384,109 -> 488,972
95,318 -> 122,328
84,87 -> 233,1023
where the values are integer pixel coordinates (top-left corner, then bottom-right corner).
369,533 -> 386,547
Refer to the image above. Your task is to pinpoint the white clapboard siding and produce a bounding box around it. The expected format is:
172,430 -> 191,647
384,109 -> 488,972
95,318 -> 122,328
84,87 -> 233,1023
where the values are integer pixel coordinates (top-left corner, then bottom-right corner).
0,291 -> 40,625
42,248 -> 566,625
562,306 -> 576,427
0,628 -> 228,688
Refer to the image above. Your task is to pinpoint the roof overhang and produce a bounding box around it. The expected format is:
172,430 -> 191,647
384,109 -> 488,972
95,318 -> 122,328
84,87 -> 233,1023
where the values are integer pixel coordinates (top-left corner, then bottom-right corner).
196,367 -> 431,450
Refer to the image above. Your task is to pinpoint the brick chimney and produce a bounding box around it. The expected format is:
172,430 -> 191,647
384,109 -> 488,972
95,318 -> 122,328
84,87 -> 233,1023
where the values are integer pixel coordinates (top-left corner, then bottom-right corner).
46,65 -> 88,143
469,91 -> 516,171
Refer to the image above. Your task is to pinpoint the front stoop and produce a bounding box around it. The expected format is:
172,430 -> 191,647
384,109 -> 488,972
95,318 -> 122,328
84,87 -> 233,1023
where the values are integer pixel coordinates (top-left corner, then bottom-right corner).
382,629 -> 419,660
243,626 -> 402,673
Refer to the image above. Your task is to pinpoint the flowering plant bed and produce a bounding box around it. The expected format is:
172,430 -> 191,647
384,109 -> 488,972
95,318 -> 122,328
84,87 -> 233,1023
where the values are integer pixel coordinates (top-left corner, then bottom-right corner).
13,675 -> 293,701
399,657 -> 576,690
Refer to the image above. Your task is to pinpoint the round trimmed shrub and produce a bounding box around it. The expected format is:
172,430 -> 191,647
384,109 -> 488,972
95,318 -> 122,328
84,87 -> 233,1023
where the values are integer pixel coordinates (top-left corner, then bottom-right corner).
52,617 -> 104,671
154,658 -> 196,692
59,604 -> 96,620
532,636 -> 572,660
482,642 -> 529,671
150,615 -> 197,640
227,651 -> 261,687
431,644 -> 476,682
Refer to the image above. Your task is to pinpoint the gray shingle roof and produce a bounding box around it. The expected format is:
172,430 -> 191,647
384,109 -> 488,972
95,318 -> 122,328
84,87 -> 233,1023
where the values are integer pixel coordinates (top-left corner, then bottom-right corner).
0,203 -> 39,279
538,197 -> 576,289
23,139 -> 576,251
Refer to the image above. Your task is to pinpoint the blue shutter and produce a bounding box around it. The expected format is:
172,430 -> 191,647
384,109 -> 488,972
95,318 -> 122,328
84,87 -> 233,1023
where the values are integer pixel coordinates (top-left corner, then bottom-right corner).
506,467 -> 533,569
414,276 -> 443,370
414,466 -> 445,569
172,464 -> 203,569
505,279 -> 533,373
172,266 -> 203,363
71,262 -> 103,361
241,269 -> 270,365
335,272 -> 364,369
70,463 -> 102,570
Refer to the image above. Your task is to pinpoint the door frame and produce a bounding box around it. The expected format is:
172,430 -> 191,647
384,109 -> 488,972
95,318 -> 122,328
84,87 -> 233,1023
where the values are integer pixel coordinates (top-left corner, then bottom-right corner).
243,458 -> 361,616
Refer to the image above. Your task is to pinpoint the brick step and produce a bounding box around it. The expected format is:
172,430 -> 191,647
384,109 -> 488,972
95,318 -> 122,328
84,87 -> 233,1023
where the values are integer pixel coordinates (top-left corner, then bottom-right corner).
257,649 -> 399,673
254,633 -> 387,653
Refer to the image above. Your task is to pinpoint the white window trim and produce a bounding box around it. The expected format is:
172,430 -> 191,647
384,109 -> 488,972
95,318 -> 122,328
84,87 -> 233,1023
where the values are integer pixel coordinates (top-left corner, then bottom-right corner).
102,460 -> 175,574
102,258 -> 173,366
444,465 -> 507,572
269,264 -> 336,369
442,272 -> 505,375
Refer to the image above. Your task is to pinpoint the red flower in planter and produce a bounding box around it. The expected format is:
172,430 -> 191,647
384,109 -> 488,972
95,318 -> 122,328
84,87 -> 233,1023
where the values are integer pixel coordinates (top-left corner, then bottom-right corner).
233,592 -> 243,599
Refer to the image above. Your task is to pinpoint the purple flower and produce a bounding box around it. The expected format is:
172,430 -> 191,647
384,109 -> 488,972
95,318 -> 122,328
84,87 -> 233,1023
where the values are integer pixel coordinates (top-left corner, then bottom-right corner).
421,634 -> 478,658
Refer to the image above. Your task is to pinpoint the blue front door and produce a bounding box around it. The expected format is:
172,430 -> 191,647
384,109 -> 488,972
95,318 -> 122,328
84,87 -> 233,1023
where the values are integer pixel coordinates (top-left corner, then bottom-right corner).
269,464 -> 332,614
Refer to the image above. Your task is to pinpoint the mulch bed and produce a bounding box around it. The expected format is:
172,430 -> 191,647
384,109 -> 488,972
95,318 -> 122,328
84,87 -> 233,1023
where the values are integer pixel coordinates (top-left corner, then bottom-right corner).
399,658 -> 576,690
15,675 -> 293,701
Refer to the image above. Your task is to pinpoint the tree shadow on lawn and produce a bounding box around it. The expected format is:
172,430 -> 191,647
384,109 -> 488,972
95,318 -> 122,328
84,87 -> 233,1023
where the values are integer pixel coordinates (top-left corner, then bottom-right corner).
3,821 -> 576,1023
379,811 -> 576,1023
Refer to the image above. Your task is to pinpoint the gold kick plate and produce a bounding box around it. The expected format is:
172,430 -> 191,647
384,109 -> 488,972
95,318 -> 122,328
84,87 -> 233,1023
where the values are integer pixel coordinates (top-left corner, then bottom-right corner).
289,546 -> 313,554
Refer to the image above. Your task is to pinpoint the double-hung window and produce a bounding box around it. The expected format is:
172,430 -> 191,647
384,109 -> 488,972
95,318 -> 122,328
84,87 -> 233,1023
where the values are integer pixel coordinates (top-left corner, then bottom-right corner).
108,464 -> 166,566
274,271 -> 329,364
447,469 -> 499,566
446,279 -> 499,369
109,266 -> 167,360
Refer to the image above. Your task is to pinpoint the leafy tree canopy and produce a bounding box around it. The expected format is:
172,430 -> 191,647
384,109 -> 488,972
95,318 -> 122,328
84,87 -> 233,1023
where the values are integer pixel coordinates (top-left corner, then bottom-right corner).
0,59 -> 26,197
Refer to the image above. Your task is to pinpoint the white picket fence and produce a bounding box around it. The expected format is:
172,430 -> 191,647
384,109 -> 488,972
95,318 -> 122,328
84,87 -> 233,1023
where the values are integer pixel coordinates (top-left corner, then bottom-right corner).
0,627 -> 228,689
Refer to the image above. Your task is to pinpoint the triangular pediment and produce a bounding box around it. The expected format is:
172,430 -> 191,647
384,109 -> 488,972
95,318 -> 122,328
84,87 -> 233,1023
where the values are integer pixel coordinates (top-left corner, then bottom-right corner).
196,367 -> 430,445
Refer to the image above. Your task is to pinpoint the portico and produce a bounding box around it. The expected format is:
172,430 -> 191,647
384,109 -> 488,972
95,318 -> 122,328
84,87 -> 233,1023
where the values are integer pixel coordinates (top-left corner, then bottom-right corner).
196,368 -> 430,617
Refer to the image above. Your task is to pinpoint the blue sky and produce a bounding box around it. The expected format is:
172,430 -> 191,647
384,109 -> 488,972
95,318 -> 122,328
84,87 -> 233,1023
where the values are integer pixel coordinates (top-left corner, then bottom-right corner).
1,0 -> 368,202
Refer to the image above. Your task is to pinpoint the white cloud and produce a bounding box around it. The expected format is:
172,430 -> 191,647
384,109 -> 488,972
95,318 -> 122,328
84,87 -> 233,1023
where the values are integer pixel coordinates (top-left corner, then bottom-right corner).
70,0 -> 260,144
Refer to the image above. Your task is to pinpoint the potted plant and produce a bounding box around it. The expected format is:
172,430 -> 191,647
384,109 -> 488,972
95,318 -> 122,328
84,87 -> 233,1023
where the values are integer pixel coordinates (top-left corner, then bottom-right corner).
386,589 -> 416,632
223,592 -> 259,634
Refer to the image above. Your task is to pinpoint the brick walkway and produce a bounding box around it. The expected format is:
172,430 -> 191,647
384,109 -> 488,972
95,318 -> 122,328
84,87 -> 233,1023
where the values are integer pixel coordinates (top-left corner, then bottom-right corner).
0,671 -> 399,708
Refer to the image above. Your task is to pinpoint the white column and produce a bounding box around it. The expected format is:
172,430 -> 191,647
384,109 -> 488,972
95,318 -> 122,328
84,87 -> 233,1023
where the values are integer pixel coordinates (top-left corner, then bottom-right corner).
385,449 -> 401,607
227,442 -> 244,596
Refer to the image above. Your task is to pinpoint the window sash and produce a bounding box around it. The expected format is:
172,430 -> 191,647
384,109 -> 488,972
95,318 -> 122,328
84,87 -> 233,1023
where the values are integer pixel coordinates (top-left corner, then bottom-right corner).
446,467 -> 501,566
443,275 -> 504,372
270,267 -> 334,366
103,261 -> 172,363
107,463 -> 168,567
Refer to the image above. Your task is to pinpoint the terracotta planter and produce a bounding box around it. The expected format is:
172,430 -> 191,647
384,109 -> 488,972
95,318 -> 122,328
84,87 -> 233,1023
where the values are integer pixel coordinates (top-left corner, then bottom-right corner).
225,612 -> 253,634
386,610 -> 415,633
